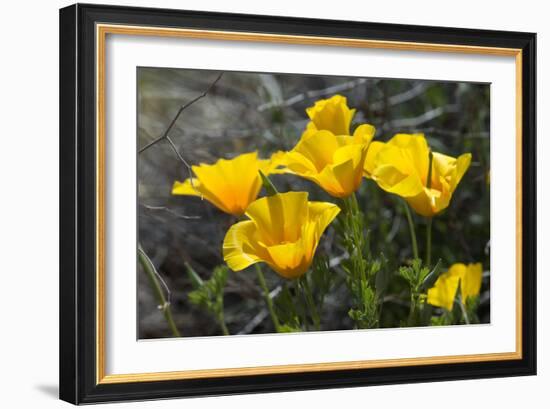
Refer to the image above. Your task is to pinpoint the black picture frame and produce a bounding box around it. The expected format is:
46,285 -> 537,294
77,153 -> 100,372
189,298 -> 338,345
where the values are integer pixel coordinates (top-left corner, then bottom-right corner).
59,3 -> 536,404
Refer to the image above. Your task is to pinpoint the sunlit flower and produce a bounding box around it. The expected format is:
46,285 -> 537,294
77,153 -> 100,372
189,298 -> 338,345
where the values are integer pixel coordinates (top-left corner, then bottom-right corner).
281,128 -> 374,198
172,151 -> 283,216
305,94 -> 356,136
364,133 -> 472,217
427,262 -> 483,311
223,192 -> 340,279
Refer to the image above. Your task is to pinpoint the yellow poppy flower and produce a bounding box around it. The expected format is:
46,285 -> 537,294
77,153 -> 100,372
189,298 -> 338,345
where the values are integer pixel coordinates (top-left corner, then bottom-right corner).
281,129 -> 373,198
305,94 -> 356,136
223,191 -> 340,279
364,133 -> 472,217
172,151 -> 283,216
427,262 -> 483,311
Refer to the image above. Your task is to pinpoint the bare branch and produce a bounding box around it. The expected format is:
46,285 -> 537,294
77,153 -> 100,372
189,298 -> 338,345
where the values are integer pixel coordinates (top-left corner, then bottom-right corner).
237,309 -> 269,335
138,72 -> 224,153
237,285 -> 282,335
328,253 -> 347,268
257,78 -> 371,112
141,204 -> 200,220
386,215 -> 402,243
138,72 -> 223,195
154,268 -> 173,310
412,127 -> 489,139
384,104 -> 459,129
138,245 -> 181,336
164,135 -> 197,188
369,82 -> 427,111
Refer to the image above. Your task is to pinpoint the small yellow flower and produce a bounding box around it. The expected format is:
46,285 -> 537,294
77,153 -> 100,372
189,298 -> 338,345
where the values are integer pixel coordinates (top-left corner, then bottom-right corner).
172,151 -> 283,216
281,127 -> 374,198
223,191 -> 340,279
305,94 -> 356,136
427,263 -> 483,311
364,133 -> 472,217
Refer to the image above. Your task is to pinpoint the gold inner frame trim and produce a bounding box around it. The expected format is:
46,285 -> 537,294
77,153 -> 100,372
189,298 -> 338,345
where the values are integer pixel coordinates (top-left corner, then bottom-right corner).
95,23 -> 523,385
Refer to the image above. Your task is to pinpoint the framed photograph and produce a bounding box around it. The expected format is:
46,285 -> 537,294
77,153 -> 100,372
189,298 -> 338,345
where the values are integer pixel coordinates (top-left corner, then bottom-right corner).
59,3 -> 536,404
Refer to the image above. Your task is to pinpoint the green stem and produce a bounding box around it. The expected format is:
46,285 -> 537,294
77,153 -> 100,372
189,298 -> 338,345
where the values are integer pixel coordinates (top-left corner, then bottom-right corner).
283,282 -> 300,326
426,150 -> 434,189
218,313 -> 230,335
341,193 -> 379,329
425,149 -> 434,267
138,246 -> 181,337
402,201 -> 419,260
259,170 -> 278,196
408,292 -> 417,326
350,191 -> 360,214
216,292 -> 230,335
426,217 -> 433,267
255,264 -> 281,331
297,281 -> 309,331
458,296 -> 471,325
300,277 -> 321,330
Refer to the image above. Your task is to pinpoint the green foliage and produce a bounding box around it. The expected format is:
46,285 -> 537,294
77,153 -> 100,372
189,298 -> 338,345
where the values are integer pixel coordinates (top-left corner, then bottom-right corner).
374,253 -> 392,298
269,258 -> 336,332
337,194 -> 386,329
310,255 -> 336,312
277,324 -> 302,333
399,259 -> 442,327
464,295 -> 480,324
400,258 -> 443,294
187,264 -> 230,335
348,286 -> 378,329
430,292 -> 481,326
399,258 -> 429,291
430,313 -> 452,326
137,71 -> 490,338
274,284 -> 302,331
420,259 -> 444,292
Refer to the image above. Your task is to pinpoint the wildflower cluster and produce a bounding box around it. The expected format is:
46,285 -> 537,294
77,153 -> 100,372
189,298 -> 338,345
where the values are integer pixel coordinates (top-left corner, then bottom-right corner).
171,94 -> 482,334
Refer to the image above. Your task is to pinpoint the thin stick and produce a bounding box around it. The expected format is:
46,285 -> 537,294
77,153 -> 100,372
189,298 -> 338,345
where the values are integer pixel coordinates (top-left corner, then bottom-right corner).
257,77 -> 370,112
141,204 -> 200,220
138,73 -> 223,192
138,72 -> 223,154
137,245 -> 181,337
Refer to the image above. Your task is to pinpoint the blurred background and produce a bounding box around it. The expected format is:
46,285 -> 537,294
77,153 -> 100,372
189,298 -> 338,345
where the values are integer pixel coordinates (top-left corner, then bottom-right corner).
137,68 -> 490,339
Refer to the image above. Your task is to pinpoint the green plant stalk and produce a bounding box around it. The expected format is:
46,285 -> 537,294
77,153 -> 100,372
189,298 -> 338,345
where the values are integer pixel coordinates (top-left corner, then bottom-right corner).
344,193 -> 364,259
138,246 -> 181,337
426,217 -> 433,267
402,201 -> 419,260
342,193 -> 379,329
281,282 -> 301,328
408,292 -> 417,325
350,190 -> 360,214
407,288 -> 424,327
297,282 -> 309,331
259,170 -> 278,195
343,195 -> 359,284
215,289 -> 230,336
217,310 -> 230,335
425,149 -> 434,268
300,277 -> 321,330
255,264 -> 281,331
457,295 -> 471,325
